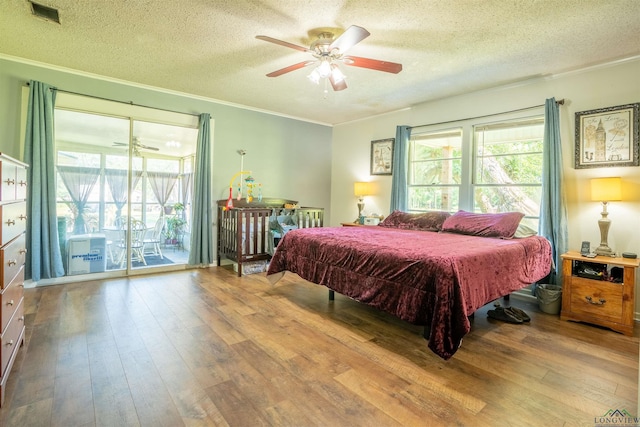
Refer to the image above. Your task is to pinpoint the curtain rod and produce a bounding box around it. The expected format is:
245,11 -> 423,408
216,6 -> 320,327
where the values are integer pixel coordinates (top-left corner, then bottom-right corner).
25,81 -> 201,118
409,98 -> 565,130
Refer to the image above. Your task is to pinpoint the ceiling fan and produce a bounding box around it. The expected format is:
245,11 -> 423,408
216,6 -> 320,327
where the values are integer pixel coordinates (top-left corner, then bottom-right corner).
256,25 -> 402,91
113,137 -> 159,156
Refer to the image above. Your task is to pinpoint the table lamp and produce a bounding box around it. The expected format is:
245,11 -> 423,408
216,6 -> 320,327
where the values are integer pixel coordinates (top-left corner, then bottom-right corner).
590,177 -> 622,256
354,182 -> 373,223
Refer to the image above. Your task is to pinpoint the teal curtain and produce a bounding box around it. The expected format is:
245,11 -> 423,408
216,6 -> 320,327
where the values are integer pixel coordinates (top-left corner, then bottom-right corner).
24,80 -> 65,280
539,97 -> 568,285
389,125 -> 411,212
188,113 -> 213,265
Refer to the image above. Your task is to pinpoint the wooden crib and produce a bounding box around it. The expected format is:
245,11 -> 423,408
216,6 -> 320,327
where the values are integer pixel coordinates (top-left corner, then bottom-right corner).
216,198 -> 324,276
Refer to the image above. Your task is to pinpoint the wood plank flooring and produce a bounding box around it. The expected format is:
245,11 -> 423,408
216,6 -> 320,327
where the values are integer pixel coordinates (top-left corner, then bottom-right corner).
0,266 -> 637,426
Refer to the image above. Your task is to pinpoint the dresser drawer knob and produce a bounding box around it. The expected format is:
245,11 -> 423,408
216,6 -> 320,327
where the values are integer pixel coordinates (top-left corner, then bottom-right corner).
6,340 -> 14,347
585,296 -> 606,305
6,219 -> 15,226
19,180 -> 27,187
4,178 -> 15,185
20,316 -> 24,322
7,300 -> 14,306
18,214 -> 27,221
19,248 -> 27,255
8,260 -> 17,267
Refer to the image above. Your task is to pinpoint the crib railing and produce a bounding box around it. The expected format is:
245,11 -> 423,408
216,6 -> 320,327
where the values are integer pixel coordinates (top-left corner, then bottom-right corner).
216,199 -> 324,277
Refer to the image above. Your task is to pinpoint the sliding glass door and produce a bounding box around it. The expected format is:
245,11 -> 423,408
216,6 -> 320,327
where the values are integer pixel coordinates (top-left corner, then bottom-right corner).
54,102 -> 198,278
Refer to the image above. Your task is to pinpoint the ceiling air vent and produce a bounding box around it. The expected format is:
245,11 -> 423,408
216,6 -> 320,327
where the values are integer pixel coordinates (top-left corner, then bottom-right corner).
30,2 -> 60,24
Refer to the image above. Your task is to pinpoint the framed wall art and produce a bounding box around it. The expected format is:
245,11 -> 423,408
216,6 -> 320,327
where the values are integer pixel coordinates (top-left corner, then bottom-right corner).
574,102 -> 639,169
370,138 -> 394,175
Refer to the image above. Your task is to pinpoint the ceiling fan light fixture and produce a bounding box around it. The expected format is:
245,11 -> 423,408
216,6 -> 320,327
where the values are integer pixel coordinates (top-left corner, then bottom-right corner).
257,25 -> 402,92
307,68 -> 321,84
317,60 -> 332,78
330,64 -> 345,83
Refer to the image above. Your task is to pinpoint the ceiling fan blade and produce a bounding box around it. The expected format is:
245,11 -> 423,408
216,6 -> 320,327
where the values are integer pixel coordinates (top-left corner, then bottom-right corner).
256,35 -> 311,53
329,25 -> 370,54
266,61 -> 316,77
113,142 -> 128,146
342,56 -> 403,74
138,143 -> 160,151
329,74 -> 347,91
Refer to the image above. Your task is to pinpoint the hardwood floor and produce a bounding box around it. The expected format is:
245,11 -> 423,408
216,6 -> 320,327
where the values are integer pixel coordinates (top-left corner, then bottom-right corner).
1,266 -> 637,426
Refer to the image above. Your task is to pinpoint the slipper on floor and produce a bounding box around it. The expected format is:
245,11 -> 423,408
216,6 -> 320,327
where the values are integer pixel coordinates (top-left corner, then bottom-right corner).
487,307 -> 523,324
505,306 -> 530,322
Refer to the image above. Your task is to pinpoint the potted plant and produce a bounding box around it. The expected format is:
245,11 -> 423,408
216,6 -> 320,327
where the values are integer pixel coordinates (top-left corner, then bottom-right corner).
165,216 -> 186,245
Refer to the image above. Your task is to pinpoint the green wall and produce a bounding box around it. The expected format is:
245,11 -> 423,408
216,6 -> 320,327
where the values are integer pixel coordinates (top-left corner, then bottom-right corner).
0,56 -> 333,218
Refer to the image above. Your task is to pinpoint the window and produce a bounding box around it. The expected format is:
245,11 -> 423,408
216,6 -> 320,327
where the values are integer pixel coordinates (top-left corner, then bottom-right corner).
408,129 -> 462,212
473,118 -> 544,229
408,116 -> 544,229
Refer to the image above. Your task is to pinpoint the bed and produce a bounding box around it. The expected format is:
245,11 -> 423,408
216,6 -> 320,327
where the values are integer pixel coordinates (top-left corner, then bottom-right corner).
216,198 -> 324,276
266,210 -> 553,359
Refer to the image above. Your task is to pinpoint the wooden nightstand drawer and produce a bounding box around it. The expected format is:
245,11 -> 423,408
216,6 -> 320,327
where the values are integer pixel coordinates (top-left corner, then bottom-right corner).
568,277 -> 624,322
560,251 -> 638,336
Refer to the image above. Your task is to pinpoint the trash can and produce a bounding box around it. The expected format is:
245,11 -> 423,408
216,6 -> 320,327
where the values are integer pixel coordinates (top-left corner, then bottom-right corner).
536,284 -> 562,314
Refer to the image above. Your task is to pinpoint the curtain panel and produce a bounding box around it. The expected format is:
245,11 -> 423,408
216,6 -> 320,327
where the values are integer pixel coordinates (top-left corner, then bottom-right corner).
23,80 -> 65,280
57,165 -> 101,234
104,168 -> 143,222
540,97 -> 568,285
147,171 -> 180,209
390,125 -> 411,212
188,113 -> 213,266
181,172 -> 193,208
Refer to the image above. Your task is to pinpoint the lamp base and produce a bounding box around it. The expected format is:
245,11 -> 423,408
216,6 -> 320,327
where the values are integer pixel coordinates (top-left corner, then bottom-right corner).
356,199 -> 364,224
595,212 -> 615,257
594,246 -> 616,257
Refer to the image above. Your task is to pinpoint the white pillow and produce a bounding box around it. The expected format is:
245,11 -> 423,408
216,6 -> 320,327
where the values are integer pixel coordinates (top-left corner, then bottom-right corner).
513,223 -> 538,238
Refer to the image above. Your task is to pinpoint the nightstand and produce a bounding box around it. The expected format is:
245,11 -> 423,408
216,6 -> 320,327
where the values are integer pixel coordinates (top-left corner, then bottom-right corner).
560,251 -> 639,336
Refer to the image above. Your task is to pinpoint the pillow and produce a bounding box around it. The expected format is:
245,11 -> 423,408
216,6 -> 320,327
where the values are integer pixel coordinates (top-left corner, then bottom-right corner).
379,210 -> 451,232
441,210 -> 525,239
513,223 -> 538,238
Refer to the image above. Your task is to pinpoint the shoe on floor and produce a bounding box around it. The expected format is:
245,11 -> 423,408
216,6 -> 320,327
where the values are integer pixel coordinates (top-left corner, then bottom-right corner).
487,307 -> 523,324
505,306 -> 531,322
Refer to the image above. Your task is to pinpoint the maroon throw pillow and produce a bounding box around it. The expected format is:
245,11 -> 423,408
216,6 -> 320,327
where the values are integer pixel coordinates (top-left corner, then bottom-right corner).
441,210 -> 524,238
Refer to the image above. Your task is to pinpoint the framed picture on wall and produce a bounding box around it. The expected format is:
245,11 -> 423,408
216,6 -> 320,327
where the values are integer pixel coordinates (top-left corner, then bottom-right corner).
574,102 -> 639,169
371,138 -> 394,175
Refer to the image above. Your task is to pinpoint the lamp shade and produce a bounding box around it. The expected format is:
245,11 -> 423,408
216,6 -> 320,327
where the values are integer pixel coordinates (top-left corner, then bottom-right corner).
591,177 -> 622,202
354,182 -> 373,197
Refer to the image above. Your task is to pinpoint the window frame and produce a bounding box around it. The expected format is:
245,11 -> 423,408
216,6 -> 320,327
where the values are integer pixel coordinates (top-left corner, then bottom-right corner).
407,111 -> 545,226
407,127 -> 464,213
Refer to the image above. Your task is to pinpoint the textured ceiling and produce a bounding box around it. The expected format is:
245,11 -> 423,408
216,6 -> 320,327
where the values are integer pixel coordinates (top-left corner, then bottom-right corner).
1,0 -> 639,126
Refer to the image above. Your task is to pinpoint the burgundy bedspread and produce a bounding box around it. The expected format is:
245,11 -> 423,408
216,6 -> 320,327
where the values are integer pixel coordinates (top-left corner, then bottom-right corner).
266,226 -> 552,359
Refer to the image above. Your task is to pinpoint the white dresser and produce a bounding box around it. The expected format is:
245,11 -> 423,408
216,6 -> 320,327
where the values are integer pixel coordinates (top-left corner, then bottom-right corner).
0,153 -> 27,407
